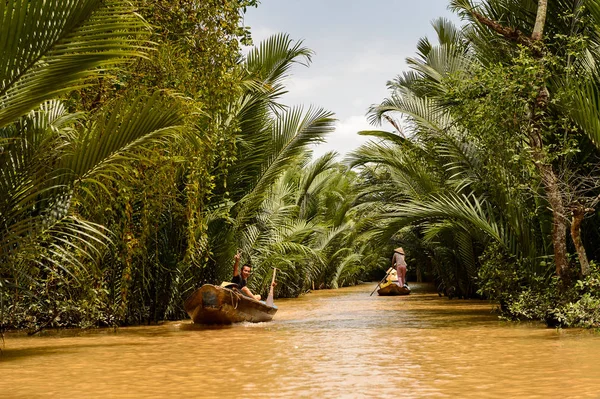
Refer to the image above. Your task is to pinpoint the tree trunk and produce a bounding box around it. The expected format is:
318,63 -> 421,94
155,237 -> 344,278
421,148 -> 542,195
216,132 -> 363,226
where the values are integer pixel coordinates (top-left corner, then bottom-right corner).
532,0 -> 548,41
529,0 -> 570,277
469,0 -> 572,278
530,120 -> 569,277
571,206 -> 591,276
538,162 -> 569,277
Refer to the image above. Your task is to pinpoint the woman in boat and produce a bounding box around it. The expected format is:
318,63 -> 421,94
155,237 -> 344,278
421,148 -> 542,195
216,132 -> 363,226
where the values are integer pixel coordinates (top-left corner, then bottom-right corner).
392,247 -> 408,289
231,251 -> 262,301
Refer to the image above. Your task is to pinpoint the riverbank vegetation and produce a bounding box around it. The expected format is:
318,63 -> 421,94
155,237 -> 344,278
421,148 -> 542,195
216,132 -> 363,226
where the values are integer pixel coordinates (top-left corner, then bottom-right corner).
356,0 -> 600,328
2,0 -> 600,331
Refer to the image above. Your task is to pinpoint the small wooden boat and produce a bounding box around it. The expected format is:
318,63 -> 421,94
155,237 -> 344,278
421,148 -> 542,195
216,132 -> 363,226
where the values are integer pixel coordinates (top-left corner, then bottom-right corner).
184,284 -> 277,324
377,281 -> 411,296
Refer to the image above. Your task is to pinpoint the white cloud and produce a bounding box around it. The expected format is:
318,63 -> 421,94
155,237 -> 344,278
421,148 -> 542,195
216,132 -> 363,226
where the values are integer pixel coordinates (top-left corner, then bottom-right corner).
243,0 -> 459,162
348,46 -> 406,75
284,75 -> 334,98
311,115 -> 376,159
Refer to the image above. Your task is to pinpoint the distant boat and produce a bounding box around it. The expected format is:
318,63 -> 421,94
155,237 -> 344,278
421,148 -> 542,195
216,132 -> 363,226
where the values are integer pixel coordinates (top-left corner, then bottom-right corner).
184,284 -> 278,324
377,281 -> 411,296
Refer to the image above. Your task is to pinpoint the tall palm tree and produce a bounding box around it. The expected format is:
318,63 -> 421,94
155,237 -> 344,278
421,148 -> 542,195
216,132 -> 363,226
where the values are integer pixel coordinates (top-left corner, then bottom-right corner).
200,34 -> 336,287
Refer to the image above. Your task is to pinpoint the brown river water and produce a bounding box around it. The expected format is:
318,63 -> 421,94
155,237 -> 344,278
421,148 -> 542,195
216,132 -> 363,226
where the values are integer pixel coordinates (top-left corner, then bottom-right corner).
1,282 -> 600,399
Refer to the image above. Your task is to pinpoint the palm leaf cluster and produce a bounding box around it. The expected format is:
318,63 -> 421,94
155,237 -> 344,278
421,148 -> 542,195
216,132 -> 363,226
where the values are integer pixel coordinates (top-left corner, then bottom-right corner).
205,34 -> 371,298
1,0 -> 189,329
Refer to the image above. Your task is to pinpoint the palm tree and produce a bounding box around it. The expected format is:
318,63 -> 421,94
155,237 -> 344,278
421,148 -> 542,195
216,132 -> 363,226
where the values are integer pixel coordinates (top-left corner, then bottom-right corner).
199,34 -> 336,291
234,152 -> 366,296
348,17 -> 546,296
0,0 -> 186,327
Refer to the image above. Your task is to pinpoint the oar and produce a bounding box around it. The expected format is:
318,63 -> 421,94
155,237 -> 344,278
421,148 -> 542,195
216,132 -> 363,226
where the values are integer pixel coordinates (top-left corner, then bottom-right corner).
266,267 -> 277,307
369,267 -> 394,296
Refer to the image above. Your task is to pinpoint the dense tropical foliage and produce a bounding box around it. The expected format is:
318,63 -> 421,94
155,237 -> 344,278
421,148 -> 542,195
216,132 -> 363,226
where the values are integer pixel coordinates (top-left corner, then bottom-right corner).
0,0 -> 377,331
354,0 -> 600,327
3,0 -> 600,332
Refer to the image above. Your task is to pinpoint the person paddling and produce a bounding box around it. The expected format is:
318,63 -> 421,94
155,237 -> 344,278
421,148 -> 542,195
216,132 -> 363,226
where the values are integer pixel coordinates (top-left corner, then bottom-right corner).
231,251 -> 262,301
392,247 -> 408,289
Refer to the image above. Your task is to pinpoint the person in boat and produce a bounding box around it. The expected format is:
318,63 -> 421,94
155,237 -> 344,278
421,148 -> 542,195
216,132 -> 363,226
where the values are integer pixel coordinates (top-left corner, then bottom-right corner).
392,247 -> 408,289
231,251 -> 262,301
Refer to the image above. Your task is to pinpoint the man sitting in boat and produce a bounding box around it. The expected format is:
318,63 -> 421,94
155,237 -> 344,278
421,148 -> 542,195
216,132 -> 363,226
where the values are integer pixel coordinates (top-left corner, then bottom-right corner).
231,251 -> 262,301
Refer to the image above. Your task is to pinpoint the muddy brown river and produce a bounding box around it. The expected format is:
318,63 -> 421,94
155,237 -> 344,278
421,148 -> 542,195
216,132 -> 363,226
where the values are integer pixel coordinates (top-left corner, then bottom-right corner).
1,282 -> 600,398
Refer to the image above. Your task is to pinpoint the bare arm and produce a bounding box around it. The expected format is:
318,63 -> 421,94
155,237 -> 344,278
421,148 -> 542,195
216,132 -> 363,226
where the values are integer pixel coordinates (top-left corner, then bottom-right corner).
239,286 -> 261,301
233,251 -> 241,277
241,286 -> 257,299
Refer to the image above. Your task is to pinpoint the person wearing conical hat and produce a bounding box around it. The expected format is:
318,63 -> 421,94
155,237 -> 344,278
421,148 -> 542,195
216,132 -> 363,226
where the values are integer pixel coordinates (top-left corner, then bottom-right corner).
392,247 -> 408,288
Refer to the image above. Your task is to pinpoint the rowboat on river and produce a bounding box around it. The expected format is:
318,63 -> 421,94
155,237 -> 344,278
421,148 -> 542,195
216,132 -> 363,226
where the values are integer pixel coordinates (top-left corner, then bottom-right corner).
377,281 -> 411,296
184,284 -> 277,324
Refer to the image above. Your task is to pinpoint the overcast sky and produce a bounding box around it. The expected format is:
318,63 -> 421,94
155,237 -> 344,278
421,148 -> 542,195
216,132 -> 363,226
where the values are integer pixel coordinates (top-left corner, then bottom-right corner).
243,0 -> 461,158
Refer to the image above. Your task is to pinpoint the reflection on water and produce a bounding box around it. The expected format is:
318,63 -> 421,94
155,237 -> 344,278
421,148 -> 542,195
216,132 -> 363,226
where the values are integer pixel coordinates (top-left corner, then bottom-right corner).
2,283 -> 600,398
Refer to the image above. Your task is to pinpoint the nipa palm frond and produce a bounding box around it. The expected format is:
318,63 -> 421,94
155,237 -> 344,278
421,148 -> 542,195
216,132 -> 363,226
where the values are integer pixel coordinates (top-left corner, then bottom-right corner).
0,0 -> 150,128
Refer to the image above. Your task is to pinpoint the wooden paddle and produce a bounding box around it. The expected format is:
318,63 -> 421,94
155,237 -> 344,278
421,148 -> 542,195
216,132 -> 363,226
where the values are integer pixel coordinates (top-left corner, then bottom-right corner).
369,267 -> 394,296
266,267 -> 277,307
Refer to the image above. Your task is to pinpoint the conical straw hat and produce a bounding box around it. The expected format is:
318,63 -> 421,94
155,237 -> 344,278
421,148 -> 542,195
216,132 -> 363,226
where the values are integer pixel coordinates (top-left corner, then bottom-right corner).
394,247 -> 404,254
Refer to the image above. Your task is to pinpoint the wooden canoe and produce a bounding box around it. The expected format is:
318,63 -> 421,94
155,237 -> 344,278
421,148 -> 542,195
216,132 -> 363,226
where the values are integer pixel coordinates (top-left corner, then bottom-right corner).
184,284 -> 277,324
377,281 -> 411,296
